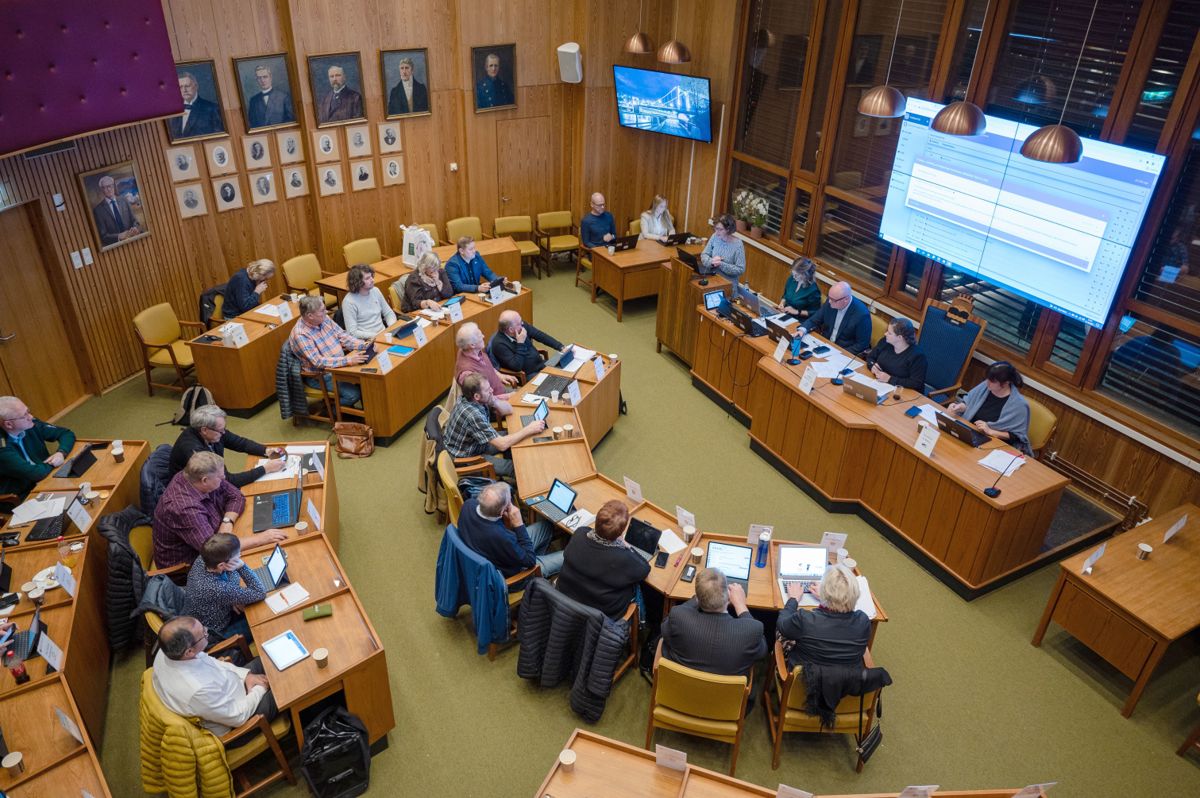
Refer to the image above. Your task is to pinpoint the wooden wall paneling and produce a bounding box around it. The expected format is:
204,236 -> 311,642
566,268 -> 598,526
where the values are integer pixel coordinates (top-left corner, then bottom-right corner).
923,476 -> 966,561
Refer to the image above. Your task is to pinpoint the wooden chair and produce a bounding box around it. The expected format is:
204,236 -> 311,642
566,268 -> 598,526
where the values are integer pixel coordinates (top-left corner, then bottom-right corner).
281,254 -> 336,308
1026,394 -> 1058,455
761,641 -> 883,772
343,237 -> 382,267
535,211 -> 581,278
417,222 -> 441,244
1178,691 -> 1200,757
645,654 -> 750,776
494,215 -> 543,278
918,295 -> 987,401
869,311 -> 888,349
133,303 -> 204,395
207,292 -> 227,330
627,218 -> 642,236
446,216 -> 485,245
387,278 -> 411,313
299,367 -> 338,427
139,669 -> 296,797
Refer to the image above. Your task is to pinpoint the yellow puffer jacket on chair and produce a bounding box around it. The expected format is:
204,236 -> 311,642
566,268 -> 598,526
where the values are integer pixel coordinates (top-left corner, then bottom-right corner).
139,669 -> 235,798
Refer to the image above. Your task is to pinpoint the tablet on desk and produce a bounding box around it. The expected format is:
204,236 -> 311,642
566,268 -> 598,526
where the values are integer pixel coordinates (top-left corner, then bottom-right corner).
262,630 -> 310,671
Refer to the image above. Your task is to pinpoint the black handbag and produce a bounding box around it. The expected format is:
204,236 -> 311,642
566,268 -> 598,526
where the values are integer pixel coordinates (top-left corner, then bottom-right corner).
300,707 -> 371,798
855,690 -> 883,763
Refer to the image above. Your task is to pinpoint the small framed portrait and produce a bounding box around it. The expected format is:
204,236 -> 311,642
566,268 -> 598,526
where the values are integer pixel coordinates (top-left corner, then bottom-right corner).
165,145 -> 200,182
853,116 -> 872,138
350,159 -> 375,191
378,122 -> 402,153
848,35 -> 882,85
313,130 -> 340,163
874,117 -> 893,136
166,60 -> 228,143
204,140 -> 237,175
249,170 -> 278,205
78,161 -> 151,252
175,183 -> 208,219
212,177 -> 244,211
345,124 -> 372,158
318,164 -> 344,196
307,51 -> 367,128
232,52 -> 299,132
276,130 -> 303,164
381,48 -> 431,119
283,166 -> 310,198
243,135 -> 271,169
472,44 -> 517,113
381,156 -> 405,186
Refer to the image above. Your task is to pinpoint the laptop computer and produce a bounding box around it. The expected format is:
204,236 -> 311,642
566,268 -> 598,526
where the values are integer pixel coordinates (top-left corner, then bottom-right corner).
935,412 -> 990,447
758,294 -> 783,317
843,376 -> 888,406
252,466 -> 304,532
766,318 -> 794,343
663,232 -> 694,246
625,518 -> 663,561
252,544 -> 290,591
705,541 -> 753,591
738,286 -> 762,316
521,399 -> 550,426
8,606 -> 45,663
776,544 -> 829,604
677,248 -> 704,274
730,306 -> 767,338
53,444 -> 97,479
610,234 -> 639,252
27,493 -> 82,542
548,345 -> 576,370
528,478 -> 577,524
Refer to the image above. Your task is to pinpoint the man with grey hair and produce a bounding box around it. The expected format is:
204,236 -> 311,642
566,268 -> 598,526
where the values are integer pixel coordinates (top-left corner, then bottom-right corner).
0,396 -> 76,502
91,174 -> 141,247
489,309 -> 566,380
289,294 -> 368,408
152,615 -> 277,737
798,280 -> 872,356
660,567 -> 766,679
455,321 -> 515,416
168,404 -> 286,488
455,480 -> 562,579
168,71 -> 224,139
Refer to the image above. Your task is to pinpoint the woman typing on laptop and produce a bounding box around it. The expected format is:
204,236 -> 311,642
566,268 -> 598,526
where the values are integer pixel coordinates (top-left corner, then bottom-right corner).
946,361 -> 1032,455
864,317 -> 927,391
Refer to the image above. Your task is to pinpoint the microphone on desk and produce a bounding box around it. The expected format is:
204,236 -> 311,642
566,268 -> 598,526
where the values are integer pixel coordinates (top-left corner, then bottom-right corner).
982,450 -> 1024,498
830,368 -> 852,386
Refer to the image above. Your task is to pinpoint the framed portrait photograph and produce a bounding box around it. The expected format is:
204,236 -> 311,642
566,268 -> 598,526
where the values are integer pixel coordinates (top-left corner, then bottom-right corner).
283,166 -> 310,198
381,48 -> 431,119
232,52 -> 299,132
874,117 -> 893,136
318,164 -> 344,196
313,130 -> 340,163
212,176 -> 244,212
243,134 -> 272,169
350,159 -> 375,191
853,115 -> 872,138
345,124 -> 372,158
79,161 -> 151,252
175,182 -> 208,219
276,130 -> 303,164
378,122 -> 402,153
848,35 -> 882,85
166,60 -> 228,143
307,51 -> 366,128
472,44 -> 517,112
165,145 -> 200,182
249,170 -> 279,205
381,156 -> 405,186
204,140 -> 238,175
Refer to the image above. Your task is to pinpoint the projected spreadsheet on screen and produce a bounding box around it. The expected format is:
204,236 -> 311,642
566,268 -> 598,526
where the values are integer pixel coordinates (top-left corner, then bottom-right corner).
879,98 -> 1165,328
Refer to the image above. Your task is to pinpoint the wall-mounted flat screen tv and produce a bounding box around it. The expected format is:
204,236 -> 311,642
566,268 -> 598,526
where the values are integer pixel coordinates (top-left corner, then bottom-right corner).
613,65 -> 712,143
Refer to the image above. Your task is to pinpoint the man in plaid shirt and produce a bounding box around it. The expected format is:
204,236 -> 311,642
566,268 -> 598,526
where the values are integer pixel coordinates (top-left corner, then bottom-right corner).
289,295 -> 369,407
444,373 -> 547,479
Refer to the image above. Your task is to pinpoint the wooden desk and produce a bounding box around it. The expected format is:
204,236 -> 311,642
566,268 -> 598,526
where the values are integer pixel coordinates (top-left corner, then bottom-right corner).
656,257 -> 732,365
512,351 -> 623,446
591,239 -> 677,321
432,237 -> 522,284
187,295 -> 300,414
1032,504 -> 1200,716
234,443 -> 340,552
316,257 -> 412,305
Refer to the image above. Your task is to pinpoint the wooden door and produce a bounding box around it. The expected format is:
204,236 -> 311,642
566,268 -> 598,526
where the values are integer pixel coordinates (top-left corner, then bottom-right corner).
0,204 -> 87,417
496,117 -> 552,218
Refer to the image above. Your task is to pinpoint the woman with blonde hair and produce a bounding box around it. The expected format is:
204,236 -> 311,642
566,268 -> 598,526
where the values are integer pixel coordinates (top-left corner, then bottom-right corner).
781,256 -> 822,320
638,194 -> 676,242
777,562 -> 870,669
402,251 -> 454,311
223,258 -> 276,317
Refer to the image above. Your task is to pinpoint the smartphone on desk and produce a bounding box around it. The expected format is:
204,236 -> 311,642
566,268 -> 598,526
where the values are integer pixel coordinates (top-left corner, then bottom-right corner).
680,564 -> 697,582
654,550 -> 669,569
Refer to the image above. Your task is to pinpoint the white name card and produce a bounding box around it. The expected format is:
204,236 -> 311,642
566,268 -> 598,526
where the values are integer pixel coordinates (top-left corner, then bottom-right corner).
624,476 -> 643,503
654,743 -> 687,771
567,380 -> 583,407
821,531 -> 847,555
593,356 -> 606,379
54,563 -> 77,598
221,322 -> 249,348
1014,782 -> 1058,798
66,499 -> 93,534
54,705 -> 85,744
799,367 -> 816,395
675,505 -> 696,530
307,497 -> 322,530
412,325 -> 428,347
773,338 -> 788,363
447,303 -> 464,323
277,302 -> 293,322
37,630 -> 64,672
312,450 -> 326,482
914,424 -> 940,458
1081,542 -> 1106,575
898,787 -> 940,798
489,285 -> 503,303
1163,513 -> 1187,544
375,351 -> 392,374
776,786 -> 813,798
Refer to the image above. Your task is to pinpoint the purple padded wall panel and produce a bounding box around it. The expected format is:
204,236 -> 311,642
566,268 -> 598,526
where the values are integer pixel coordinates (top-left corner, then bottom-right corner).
0,0 -> 181,156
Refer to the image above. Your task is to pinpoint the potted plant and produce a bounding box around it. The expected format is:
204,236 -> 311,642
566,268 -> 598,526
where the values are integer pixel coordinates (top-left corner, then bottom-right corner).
746,195 -> 769,238
732,189 -> 753,233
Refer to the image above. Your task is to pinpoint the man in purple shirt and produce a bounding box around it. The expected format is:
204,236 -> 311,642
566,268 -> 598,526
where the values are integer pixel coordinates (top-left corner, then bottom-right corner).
153,451 -> 286,569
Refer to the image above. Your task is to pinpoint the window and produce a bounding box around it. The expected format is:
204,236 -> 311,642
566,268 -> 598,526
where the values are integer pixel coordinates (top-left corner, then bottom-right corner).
941,270 -> 1042,355
800,0 -> 845,173
1098,314 -> 1200,437
817,201 -> 890,286
790,187 -> 814,246
1134,131 -> 1200,325
947,0 -> 989,100
1048,317 -> 1089,372
900,253 -> 927,298
728,160 -> 787,236
1123,0 -> 1200,150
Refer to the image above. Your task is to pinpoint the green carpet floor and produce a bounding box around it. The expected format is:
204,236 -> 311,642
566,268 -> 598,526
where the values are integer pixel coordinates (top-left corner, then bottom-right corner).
76,269 -> 1199,796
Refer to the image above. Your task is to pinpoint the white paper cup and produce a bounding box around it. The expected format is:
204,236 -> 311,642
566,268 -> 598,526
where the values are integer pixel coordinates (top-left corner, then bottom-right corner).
86,490 -> 100,502
552,426 -> 564,441
691,546 -> 704,565
27,588 -> 44,607
1136,543 -> 1152,560
558,749 -> 576,771
295,521 -> 309,534
112,447 -> 125,462
607,246 -> 615,255
843,558 -> 857,571
21,581 -> 36,595
550,390 -> 561,403
313,647 -> 329,669
563,424 -> 574,438
2,752 -> 25,775
512,281 -> 522,293
683,525 -> 696,544
837,548 -> 848,563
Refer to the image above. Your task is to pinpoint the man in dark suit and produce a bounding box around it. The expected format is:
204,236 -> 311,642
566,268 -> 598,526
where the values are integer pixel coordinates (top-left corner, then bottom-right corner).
475,52 -> 514,109
91,175 -> 141,247
387,57 -> 429,115
660,568 -> 766,679
489,310 -> 565,379
317,65 -> 363,124
168,404 -> 285,489
798,280 -> 873,355
168,72 -> 224,139
247,64 -> 295,129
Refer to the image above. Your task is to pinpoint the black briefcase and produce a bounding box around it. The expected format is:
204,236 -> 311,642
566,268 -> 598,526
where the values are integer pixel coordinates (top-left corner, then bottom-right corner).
299,707 -> 371,798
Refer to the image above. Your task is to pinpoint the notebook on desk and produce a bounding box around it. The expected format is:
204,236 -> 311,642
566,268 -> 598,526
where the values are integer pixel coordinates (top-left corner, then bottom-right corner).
705,541 -> 753,591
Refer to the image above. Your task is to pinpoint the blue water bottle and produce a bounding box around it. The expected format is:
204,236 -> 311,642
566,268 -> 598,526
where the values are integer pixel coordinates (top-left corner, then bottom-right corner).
755,530 -> 771,568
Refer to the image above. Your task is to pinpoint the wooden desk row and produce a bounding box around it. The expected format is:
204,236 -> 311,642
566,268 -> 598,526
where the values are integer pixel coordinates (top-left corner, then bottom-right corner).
590,240 -> 703,322
536,730 -> 1045,798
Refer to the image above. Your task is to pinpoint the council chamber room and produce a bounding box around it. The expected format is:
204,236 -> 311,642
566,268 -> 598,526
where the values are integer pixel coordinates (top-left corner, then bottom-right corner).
0,0 -> 1197,796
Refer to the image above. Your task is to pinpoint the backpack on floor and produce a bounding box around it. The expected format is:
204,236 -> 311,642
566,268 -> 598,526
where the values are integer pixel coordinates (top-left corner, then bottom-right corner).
158,384 -> 215,427
299,706 -> 371,798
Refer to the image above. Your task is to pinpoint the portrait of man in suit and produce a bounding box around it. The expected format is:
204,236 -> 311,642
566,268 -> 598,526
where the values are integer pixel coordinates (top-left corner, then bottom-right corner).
383,50 -> 431,118
81,163 -> 149,251
473,45 -> 516,112
235,54 -> 298,132
308,53 -> 366,127
166,62 -> 227,143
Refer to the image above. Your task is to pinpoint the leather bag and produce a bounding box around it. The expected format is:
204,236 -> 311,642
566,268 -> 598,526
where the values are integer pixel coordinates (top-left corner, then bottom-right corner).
333,422 -> 374,459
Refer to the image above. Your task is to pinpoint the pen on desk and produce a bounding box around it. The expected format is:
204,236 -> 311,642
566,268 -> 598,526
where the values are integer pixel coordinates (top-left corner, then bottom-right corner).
673,555 -> 682,567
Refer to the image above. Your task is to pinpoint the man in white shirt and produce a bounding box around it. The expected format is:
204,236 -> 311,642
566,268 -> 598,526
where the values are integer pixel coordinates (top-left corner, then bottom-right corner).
151,616 -> 277,738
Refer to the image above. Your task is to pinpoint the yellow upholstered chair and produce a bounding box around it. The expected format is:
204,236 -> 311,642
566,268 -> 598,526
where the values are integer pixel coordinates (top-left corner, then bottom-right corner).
535,211 -> 581,279
645,657 -> 750,775
761,641 -> 882,772
1178,692 -> 1200,757
343,237 -> 383,267
207,292 -> 227,330
281,254 -> 336,308
417,222 -> 441,244
388,280 -> 407,313
1026,394 -> 1057,455
437,450 -> 468,526
445,216 -> 485,245
133,303 -> 204,396
494,215 -> 543,278
628,218 -> 642,236
297,366 -> 337,427
869,312 -> 888,349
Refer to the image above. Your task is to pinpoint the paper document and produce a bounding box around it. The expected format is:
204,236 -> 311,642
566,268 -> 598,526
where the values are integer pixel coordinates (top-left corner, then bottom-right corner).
855,576 -> 877,619
978,450 -> 1025,476
11,496 -> 66,525
285,445 -> 324,454
255,455 -> 302,482
530,373 -> 548,386
657,528 -> 686,555
916,404 -> 941,426
810,358 -> 861,379
562,508 -> 596,532
419,308 -> 445,321
521,393 -> 543,404
265,582 -> 310,614
253,303 -> 281,318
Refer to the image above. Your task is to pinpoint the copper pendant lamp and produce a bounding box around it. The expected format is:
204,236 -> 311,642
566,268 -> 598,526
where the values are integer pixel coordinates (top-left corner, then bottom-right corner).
932,0 -> 991,136
1020,0 -> 1097,164
858,0 -> 908,118
657,0 -> 691,64
625,0 -> 655,55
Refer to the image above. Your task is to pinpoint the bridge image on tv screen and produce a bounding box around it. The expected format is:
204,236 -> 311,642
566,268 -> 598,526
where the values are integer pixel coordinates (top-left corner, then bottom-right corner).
614,65 -> 712,143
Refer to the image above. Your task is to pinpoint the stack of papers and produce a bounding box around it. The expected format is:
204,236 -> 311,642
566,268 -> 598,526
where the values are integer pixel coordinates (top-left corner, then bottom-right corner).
520,393 -> 543,404
810,357 -> 862,379
978,450 -> 1026,476
11,497 -> 66,525
562,508 -> 596,532
265,582 -> 311,614
255,455 -> 302,482
560,347 -> 597,375
855,576 -> 877,619
915,404 -> 941,426
419,308 -> 445,321
253,303 -> 282,318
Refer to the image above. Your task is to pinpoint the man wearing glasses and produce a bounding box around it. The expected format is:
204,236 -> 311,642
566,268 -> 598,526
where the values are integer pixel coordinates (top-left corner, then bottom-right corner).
0,396 -> 76,503
797,280 -> 873,356
580,192 -> 617,249
152,615 -> 277,738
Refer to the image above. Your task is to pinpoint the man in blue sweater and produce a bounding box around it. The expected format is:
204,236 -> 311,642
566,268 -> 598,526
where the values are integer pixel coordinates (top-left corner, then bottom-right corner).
456,481 -> 562,581
580,192 -> 616,249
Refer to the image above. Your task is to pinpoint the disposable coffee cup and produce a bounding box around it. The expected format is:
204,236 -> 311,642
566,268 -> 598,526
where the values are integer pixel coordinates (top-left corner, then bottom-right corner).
27,588 -> 44,607
550,390 -> 561,403
86,490 -> 101,503
690,546 -> 704,565
843,558 -> 857,571
837,548 -> 849,564
2,752 -> 24,776
512,281 -> 522,293
21,581 -> 36,595
558,749 -> 576,771
683,525 -> 696,544
313,647 -> 329,669
563,424 -> 574,438
384,332 -> 393,343
552,426 -> 564,441
607,246 -> 615,255
112,446 -> 125,462
295,521 -> 309,534
1137,543 -> 1152,560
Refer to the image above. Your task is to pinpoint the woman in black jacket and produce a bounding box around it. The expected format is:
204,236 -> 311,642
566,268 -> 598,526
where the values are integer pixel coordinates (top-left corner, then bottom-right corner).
555,500 -> 649,620
865,316 -> 928,392
777,562 -> 870,669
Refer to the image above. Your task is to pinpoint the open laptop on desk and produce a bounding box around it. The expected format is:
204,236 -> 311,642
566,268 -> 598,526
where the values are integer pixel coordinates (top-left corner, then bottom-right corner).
843,376 -> 889,406
677,248 -> 705,275
252,544 -> 290,590
609,234 -> 639,252
251,468 -> 304,532
776,544 -> 828,605
53,444 -> 97,479
625,518 -> 663,562
521,399 -> 549,426
935,411 -> 990,447
663,232 -> 694,246
705,541 -> 753,592
548,345 -> 576,370
527,478 -> 577,524
26,491 -> 83,542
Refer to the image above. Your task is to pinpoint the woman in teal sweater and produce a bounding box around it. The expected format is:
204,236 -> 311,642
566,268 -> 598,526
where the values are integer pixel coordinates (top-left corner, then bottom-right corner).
781,256 -> 822,320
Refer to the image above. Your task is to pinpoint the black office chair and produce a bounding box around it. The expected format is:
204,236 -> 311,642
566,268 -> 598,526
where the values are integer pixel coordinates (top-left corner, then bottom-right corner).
918,296 -> 986,402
